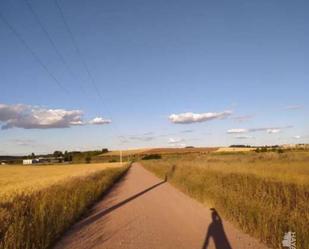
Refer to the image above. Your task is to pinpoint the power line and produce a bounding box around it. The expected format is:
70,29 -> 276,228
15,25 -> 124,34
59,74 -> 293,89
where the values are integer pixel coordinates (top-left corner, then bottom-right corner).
24,0 -> 85,92
54,0 -> 103,99
54,0 -> 123,134
0,11 -> 69,93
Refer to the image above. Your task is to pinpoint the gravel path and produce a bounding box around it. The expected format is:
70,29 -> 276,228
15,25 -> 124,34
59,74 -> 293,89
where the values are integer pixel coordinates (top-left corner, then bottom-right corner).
54,163 -> 269,249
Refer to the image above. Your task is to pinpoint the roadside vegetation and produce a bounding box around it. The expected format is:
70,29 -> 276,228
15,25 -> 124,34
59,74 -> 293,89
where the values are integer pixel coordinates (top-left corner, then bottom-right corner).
0,163 -> 129,249
142,151 -> 309,249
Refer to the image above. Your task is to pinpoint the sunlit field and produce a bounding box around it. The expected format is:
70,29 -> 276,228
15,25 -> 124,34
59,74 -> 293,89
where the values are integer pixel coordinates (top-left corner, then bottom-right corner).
0,163 -> 129,249
142,151 -> 309,249
0,163 -> 123,199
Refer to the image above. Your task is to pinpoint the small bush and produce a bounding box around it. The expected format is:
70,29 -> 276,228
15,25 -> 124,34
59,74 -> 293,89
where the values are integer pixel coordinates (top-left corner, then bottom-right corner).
85,156 -> 91,164
141,154 -> 162,160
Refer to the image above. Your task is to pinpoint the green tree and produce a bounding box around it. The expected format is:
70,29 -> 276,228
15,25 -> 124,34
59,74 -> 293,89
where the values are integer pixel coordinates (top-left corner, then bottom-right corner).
53,151 -> 63,158
85,156 -> 91,164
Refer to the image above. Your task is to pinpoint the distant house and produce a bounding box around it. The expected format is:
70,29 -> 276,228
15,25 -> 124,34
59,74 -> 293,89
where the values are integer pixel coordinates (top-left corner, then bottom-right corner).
22,159 -> 39,165
23,159 -> 33,165
22,157 -> 64,165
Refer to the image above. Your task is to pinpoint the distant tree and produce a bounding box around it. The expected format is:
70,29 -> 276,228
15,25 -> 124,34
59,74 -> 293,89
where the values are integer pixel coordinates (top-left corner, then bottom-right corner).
85,156 -> 91,164
31,153 -> 35,159
53,151 -> 63,158
64,151 -> 72,162
261,147 -> 267,152
101,148 -> 109,153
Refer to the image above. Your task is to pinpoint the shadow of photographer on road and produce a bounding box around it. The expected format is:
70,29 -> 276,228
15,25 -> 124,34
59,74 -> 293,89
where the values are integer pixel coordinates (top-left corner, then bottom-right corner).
202,208 -> 232,249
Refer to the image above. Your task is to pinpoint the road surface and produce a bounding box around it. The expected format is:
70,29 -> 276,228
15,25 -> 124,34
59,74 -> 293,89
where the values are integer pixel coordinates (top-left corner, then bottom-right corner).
54,163 -> 269,249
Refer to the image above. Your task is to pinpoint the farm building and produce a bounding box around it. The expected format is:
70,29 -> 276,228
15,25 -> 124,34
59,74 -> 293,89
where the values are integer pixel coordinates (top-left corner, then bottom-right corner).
22,159 -> 39,165
22,157 -> 64,165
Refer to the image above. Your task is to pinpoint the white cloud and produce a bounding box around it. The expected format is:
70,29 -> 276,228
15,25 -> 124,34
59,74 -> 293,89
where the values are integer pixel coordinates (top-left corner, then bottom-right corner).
234,135 -> 254,139
293,135 -> 301,139
227,128 -> 248,134
266,128 -> 280,134
168,137 -> 186,147
168,138 -> 185,144
88,117 -> 111,125
169,111 -> 232,124
0,104 -> 111,130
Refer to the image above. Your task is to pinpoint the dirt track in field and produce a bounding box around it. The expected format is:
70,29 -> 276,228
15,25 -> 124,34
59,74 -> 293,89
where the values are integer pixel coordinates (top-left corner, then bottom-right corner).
54,163 -> 269,249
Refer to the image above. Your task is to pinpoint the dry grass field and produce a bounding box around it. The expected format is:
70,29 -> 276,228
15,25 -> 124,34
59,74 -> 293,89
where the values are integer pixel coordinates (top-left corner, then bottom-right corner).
146,147 -> 218,154
142,151 -> 309,249
0,163 -> 129,249
97,147 -> 217,158
215,147 -> 255,152
0,163 -> 123,199
98,148 -> 150,157
94,147 -> 218,164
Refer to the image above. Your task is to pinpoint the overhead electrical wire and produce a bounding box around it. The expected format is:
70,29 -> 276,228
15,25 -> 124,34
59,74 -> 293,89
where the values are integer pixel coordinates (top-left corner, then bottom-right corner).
24,0 -> 85,92
1,1 -> 126,148
54,0 -> 123,135
0,11 -> 69,93
54,0 -> 104,101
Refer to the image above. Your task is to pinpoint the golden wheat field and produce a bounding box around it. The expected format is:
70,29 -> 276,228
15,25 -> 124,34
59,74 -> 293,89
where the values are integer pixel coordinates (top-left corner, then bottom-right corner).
142,151 -> 309,249
0,162 -> 123,198
0,163 -> 129,249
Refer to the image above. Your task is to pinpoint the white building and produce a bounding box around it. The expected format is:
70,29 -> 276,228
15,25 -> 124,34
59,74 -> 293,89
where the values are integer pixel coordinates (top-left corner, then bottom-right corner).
23,159 -> 35,165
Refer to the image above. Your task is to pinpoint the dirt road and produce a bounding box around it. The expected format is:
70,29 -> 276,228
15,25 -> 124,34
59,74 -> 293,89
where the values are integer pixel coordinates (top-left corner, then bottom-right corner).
54,163 -> 269,249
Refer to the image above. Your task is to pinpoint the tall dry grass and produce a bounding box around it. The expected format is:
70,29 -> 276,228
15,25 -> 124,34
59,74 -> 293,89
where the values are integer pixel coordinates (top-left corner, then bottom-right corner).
0,165 -> 128,249
142,152 -> 309,249
0,163 -> 122,198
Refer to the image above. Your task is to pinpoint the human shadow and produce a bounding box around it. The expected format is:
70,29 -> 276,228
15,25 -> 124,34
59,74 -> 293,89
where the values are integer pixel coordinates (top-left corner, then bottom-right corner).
202,208 -> 232,249
75,180 -> 166,229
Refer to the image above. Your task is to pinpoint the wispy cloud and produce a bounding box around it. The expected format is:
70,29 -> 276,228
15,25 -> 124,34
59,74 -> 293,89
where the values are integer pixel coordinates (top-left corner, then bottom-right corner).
0,104 -> 110,130
234,135 -> 254,139
227,128 -> 248,134
143,132 -> 154,136
180,129 -> 194,133
88,117 -> 111,125
10,139 -> 36,146
118,132 -> 156,143
168,138 -> 186,147
128,135 -> 155,142
169,111 -> 232,124
284,105 -> 303,110
266,128 -> 280,134
168,138 -> 185,144
227,126 -> 292,134
293,135 -> 301,139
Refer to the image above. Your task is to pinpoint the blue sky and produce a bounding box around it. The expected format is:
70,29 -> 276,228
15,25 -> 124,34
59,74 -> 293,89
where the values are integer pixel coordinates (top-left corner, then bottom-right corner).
0,0 -> 308,155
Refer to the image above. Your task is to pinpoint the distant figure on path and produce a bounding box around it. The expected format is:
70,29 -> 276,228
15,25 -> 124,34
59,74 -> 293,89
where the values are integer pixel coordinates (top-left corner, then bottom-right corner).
165,165 -> 176,181
202,208 -> 232,249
